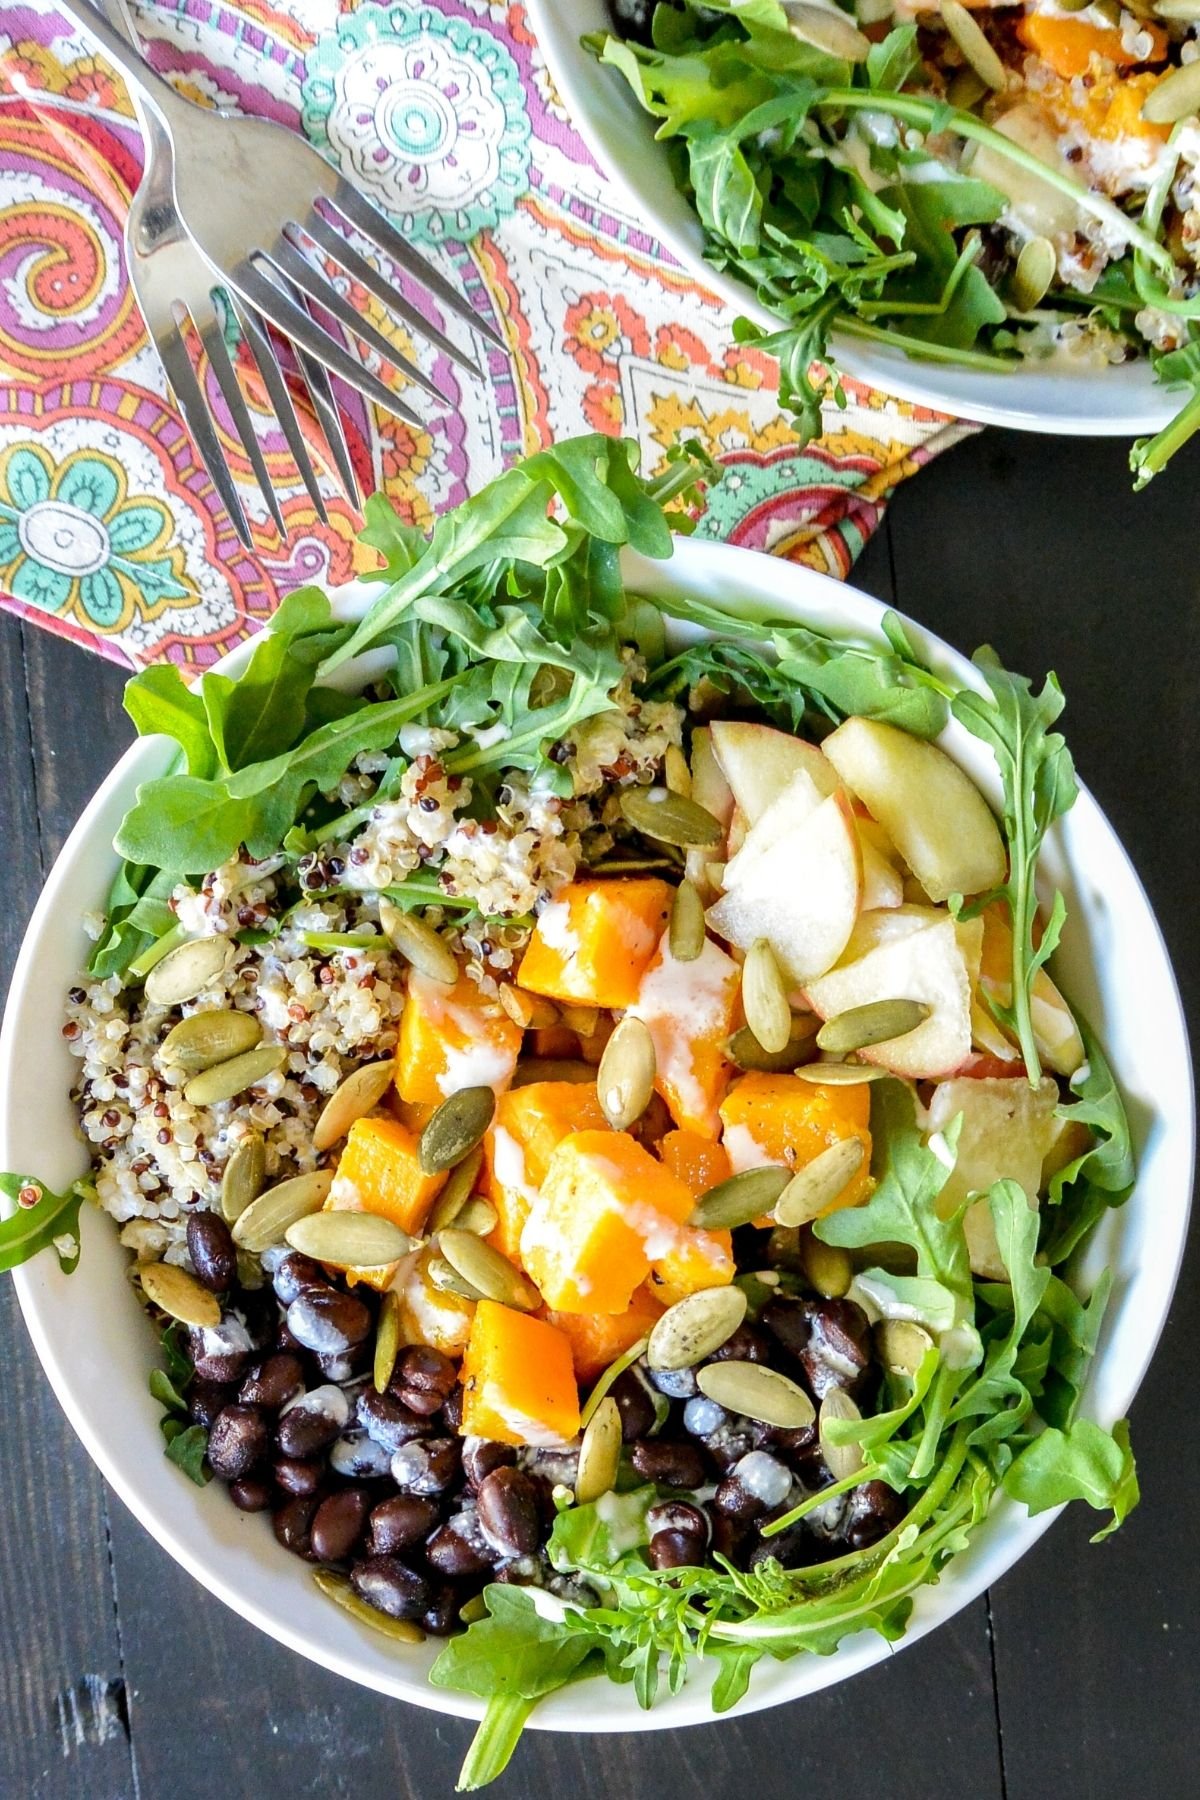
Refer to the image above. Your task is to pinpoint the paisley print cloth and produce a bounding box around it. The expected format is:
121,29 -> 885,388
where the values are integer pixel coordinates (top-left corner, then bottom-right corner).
0,0 -> 973,671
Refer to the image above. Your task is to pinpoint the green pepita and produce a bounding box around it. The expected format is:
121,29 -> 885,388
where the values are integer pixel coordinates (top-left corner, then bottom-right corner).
878,1317 -> 935,1377
774,1137 -> 867,1228
1142,61 -> 1200,125
139,1260 -> 221,1328
418,1086 -> 496,1175
819,1390 -> 865,1483
511,1059 -> 595,1088
793,1060 -> 888,1086
664,743 -> 692,797
426,1145 -> 485,1233
801,1232 -> 854,1299
378,899 -> 458,985
668,879 -> 706,963
231,1169 -> 333,1252
455,1196 -> 499,1237
940,0 -> 1005,90
161,1009 -> 261,1074
183,1043 -> 287,1107
696,1359 -> 815,1430
285,1210 -> 411,1269
689,1165 -> 790,1232
497,985 -> 560,1030
312,1060 -> 396,1152
373,1289 -> 402,1393
220,1133 -> 266,1224
596,1015 -> 656,1132
725,1018 -> 819,1073
427,1254 -> 484,1301
646,1284 -> 747,1371
783,1 -> 870,60
312,1569 -> 425,1643
143,936 -> 235,1008
559,1004 -> 601,1038
619,786 -> 724,849
438,1228 -> 540,1311
742,938 -> 792,1055
1011,236 -> 1057,313
946,65 -> 988,111
579,1335 -> 651,1427
816,999 -> 931,1056
575,1396 -> 622,1505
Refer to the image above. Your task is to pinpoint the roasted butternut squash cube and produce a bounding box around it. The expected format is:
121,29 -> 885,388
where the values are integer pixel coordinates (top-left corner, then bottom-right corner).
482,1080 -> 608,1262
719,1072 -> 872,1217
630,931 -> 739,1136
517,879 -> 672,1009
460,1299 -> 580,1446
649,1223 -> 735,1309
395,1246 -> 475,1356
391,1097 -> 437,1134
521,1129 -> 693,1314
658,1128 -> 732,1200
545,1283 -> 664,1385
531,1024 -> 581,1060
331,1115 -> 446,1236
1017,15 -> 1166,79
394,968 -> 523,1105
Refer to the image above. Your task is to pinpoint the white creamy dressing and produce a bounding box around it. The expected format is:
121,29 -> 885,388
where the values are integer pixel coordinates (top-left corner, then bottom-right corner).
410,970 -> 517,1097
722,1121 -> 777,1175
594,1489 -> 650,1555
629,934 -> 738,1131
533,896 -> 579,955
490,1126 -> 540,1209
487,1389 -> 573,1448
327,1174 -> 363,1211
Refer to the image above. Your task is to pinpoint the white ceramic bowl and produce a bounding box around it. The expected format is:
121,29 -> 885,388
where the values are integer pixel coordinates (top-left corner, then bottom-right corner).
1,538 -> 1192,1734
528,0 -> 1180,436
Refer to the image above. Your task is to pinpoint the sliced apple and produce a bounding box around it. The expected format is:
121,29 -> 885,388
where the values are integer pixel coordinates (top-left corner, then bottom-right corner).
857,818 -> 904,910
685,727 -> 734,903
709,720 -> 838,824
804,911 -> 973,1080
706,790 -> 863,985
978,902 -> 1085,1077
926,1075 -> 1061,1278
722,765 -> 826,889
823,717 -> 1007,903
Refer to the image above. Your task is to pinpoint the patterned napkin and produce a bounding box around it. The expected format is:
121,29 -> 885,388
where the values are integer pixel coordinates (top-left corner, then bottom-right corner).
0,0 -> 974,672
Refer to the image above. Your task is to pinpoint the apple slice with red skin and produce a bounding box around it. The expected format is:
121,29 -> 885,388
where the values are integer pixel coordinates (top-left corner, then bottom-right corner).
709,720 -> 838,823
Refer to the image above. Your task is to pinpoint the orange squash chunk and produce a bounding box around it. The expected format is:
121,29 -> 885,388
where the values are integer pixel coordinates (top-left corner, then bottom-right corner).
396,1245 -> 476,1356
460,1299 -> 580,1446
330,1114 -> 446,1237
391,1097 -> 437,1134
719,1072 -> 872,1217
521,1129 -> 694,1314
394,968 -> 523,1105
630,931 -> 739,1136
1017,15 -> 1166,80
649,1223 -> 735,1310
531,1024 -> 581,1059
545,1283 -> 664,1385
482,1080 -> 608,1262
658,1129 -> 732,1200
517,879 -> 672,1009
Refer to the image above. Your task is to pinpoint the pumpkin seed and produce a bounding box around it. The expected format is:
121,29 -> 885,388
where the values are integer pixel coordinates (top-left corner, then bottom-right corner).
231,1169 -> 333,1252
596,1015 -> 656,1131
878,1317 -> 934,1377
819,1390 -> 865,1483
236,1249 -> 264,1290
619,786 -> 723,849
774,1137 -> 867,1228
783,0 -> 870,60
742,938 -> 791,1055
427,1254 -> 483,1301
497,985 -> 560,1030
143,936 -> 235,1008
1011,236 -> 1057,313
313,1569 -> 425,1644
559,1004 -> 601,1038
286,1210 -> 411,1269
438,1228 -> 540,1311
801,1232 -> 853,1299
940,0 -> 1005,90
161,1009 -> 261,1073
816,998 -> 931,1056
455,1197 -> 499,1237
1155,0 -> 1200,17
220,1133 -> 266,1224
183,1043 -> 287,1107
1142,61 -> 1200,124
579,1335 -> 651,1427
696,1359 -> 815,1430
139,1260 -> 221,1328
725,1018 -> 819,1073
511,1058 -> 595,1088
647,1284 -> 748,1371
378,898 -> 458,985
374,1289 -> 402,1392
690,1165 -> 790,1232
575,1396 -> 622,1505
946,65 -> 987,111
312,1060 -> 396,1152
664,743 -> 692,797
418,1085 -> 496,1175
668,879 -> 706,963
793,1060 -> 888,1086
427,1145 -> 485,1232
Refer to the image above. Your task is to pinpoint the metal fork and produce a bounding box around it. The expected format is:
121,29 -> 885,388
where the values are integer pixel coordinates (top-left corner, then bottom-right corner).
62,0 -> 504,522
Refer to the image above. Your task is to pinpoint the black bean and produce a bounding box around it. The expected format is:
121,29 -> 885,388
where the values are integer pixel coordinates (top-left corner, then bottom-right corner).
275,1390 -> 348,1459
421,1584 -> 462,1637
274,1457 -> 324,1498
274,1494 -> 318,1558
287,1288 -> 372,1355
749,1522 -> 822,1572
390,1437 -> 460,1496
646,1500 -> 708,1543
441,1386 -> 464,1435
208,1404 -> 268,1480
713,1474 -> 766,1524
461,1438 -> 517,1491
630,1439 -> 706,1489
609,1368 -> 657,1441
842,1480 -> 903,1550
188,1328 -> 251,1385
358,1388 -> 431,1453
475,1467 -> 543,1559
239,1353 -> 305,1411
706,1324 -> 771,1365
350,1556 -> 430,1622
187,1211 -> 237,1292
368,1495 -> 441,1557
315,1342 -> 370,1382
274,1321 -> 305,1356
229,1474 -> 273,1512
390,1345 -> 457,1404
800,1299 -> 870,1400
187,1378 -> 233,1429
272,1251 -> 328,1306
761,1295 -> 810,1360
648,1529 -> 702,1570
425,1517 -> 495,1579
311,1488 -> 371,1563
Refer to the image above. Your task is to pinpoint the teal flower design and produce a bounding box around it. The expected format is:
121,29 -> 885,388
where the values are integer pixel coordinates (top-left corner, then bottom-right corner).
0,444 -> 189,633
301,4 -> 532,245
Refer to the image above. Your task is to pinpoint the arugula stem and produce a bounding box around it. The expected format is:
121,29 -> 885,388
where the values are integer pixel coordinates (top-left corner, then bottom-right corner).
759,1462 -> 889,1539
127,922 -> 184,980
1131,382 -> 1200,489
1007,791 -> 1044,1086
456,1695 -> 537,1791
299,931 -> 382,952
854,231 -> 982,322
837,316 -> 1015,371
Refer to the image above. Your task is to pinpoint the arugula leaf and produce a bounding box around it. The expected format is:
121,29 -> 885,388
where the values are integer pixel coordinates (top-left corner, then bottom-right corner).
0,1172 -> 90,1273
163,1423 -> 210,1486
124,665 -> 216,780
548,1487 -> 655,1575
457,1696 -> 538,1793
431,1586 -> 598,1701
1003,1417 -> 1139,1541
149,1366 -> 188,1414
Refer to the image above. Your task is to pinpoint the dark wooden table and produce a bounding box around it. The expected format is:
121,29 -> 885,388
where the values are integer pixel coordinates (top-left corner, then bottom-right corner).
3,427 -> 1197,1800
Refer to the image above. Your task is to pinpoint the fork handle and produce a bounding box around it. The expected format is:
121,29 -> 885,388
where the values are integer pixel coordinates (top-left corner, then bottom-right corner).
52,0 -> 187,130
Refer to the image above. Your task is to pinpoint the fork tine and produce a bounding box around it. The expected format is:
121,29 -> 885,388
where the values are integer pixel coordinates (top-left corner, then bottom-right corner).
332,179 -> 507,355
292,346 -> 361,513
232,297 -> 328,524
230,258 -> 425,428
271,238 -> 447,405
303,209 -> 484,382
198,311 -> 286,539
155,324 -> 252,548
